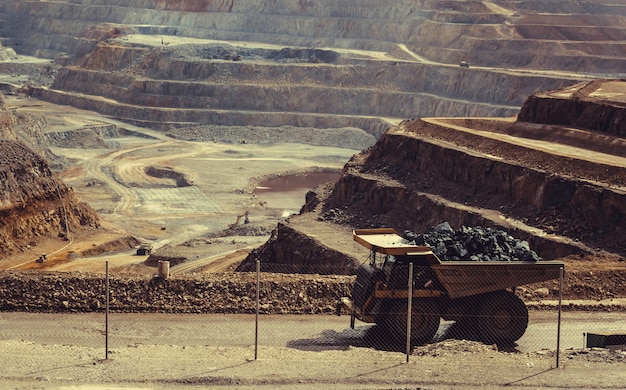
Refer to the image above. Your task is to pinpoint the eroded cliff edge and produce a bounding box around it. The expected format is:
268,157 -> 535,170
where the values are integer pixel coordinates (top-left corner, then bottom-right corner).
243,80 -> 626,273
0,99 -> 100,256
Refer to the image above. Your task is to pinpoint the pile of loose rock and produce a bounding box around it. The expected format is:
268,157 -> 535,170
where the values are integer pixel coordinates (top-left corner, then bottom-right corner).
404,222 -> 542,262
0,271 -> 353,314
167,124 -> 375,150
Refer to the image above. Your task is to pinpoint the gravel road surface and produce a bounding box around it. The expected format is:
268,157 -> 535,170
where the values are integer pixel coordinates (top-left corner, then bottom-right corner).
2,311 -> 626,389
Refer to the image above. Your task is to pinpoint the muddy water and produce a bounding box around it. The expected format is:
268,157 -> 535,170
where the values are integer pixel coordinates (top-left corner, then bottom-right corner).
254,172 -> 340,214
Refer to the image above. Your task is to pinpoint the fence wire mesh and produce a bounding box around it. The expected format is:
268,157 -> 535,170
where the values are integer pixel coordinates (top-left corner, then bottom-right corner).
1,259 -> 626,386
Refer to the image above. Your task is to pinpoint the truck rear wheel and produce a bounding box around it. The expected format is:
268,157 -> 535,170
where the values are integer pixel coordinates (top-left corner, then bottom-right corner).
477,290 -> 528,344
384,300 -> 440,346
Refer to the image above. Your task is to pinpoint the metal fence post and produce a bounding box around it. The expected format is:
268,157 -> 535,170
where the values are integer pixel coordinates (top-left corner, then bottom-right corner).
105,260 -> 109,360
406,262 -> 413,363
255,259 -> 260,360
556,266 -> 563,368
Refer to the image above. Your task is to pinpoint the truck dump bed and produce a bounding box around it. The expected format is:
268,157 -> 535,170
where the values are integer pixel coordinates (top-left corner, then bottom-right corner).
430,260 -> 563,299
353,228 -> 564,299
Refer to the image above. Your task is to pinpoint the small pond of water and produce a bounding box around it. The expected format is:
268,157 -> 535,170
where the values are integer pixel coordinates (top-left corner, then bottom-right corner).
254,172 -> 340,213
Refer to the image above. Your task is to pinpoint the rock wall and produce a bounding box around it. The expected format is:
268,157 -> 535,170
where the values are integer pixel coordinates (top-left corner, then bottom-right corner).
0,139 -> 99,255
237,222 -> 360,275
324,123 -> 626,258
53,48 -> 571,109
2,0 -> 626,73
326,173 -> 585,260
518,83 -> 626,137
2,0 -> 623,137
32,43 -> 576,135
0,271 -> 353,314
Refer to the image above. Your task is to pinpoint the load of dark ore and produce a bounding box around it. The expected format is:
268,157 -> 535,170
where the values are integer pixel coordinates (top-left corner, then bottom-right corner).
403,222 -> 542,262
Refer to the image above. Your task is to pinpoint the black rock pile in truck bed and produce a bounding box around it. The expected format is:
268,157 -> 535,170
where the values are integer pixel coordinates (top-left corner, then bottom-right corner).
404,222 -> 542,262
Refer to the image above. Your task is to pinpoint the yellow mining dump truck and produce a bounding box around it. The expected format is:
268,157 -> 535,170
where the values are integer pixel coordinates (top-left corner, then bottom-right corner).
340,228 -> 564,345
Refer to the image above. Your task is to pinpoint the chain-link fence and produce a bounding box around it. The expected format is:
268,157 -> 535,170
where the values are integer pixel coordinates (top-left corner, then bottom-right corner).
2,259 -> 626,385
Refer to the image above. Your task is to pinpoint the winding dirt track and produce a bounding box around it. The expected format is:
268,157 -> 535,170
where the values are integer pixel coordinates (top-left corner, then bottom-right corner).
1,31 -> 620,275
2,94 -> 364,273
171,247 -> 254,274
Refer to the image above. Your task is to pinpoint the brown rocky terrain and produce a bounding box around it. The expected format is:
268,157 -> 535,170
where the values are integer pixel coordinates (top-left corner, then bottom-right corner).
243,79 -> 626,306
0,0 -> 624,304
5,0 -> 625,138
1,2 -> 626,389
0,139 -> 100,253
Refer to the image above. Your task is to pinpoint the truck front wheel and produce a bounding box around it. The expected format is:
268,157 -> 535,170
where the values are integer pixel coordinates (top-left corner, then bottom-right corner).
477,290 -> 528,344
384,300 -> 440,346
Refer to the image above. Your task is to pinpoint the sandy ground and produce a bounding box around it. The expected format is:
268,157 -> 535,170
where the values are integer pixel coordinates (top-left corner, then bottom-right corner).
2,94 -> 362,273
1,311 -> 626,389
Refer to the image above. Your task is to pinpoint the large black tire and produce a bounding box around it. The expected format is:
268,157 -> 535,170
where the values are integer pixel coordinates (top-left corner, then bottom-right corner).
477,290 -> 528,344
383,300 -> 440,346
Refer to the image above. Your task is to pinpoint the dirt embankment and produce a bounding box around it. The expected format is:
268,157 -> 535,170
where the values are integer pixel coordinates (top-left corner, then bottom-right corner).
237,222 -> 360,275
241,80 -> 626,304
518,81 -> 626,137
2,2 -> 626,319
0,271 -> 352,314
0,139 -> 99,256
2,258 -> 626,314
324,124 -> 626,257
314,81 -> 626,260
8,0 -> 605,138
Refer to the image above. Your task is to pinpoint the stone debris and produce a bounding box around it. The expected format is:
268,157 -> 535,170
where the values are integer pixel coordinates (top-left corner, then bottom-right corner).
404,222 -> 542,262
167,124 -> 374,150
412,339 -> 498,356
0,271 -> 353,314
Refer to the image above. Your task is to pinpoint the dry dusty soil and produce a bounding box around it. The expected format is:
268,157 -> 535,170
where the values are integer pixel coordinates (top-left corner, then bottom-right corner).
2,76 -> 626,390
1,93 -> 366,274
1,95 -> 626,389
1,312 -> 626,390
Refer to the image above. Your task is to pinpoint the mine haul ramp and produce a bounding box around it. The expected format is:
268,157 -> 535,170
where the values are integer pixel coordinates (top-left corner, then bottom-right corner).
341,228 -> 564,345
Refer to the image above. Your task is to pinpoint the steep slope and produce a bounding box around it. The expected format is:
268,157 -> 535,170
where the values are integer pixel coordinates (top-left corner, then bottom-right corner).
4,0 -> 624,136
2,1 -> 626,271
518,80 -> 626,136
2,0 -> 626,73
0,98 -> 100,256
245,80 -> 626,274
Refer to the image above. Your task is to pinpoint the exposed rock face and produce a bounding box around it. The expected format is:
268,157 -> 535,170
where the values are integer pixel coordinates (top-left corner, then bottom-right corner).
0,139 -> 100,255
323,120 -> 625,257
518,80 -> 626,137
30,44 -> 552,136
2,0 -> 626,72
0,2 -> 625,319
247,81 -> 626,272
1,1 -> 625,139
237,222 -> 360,275
5,0 -> 621,136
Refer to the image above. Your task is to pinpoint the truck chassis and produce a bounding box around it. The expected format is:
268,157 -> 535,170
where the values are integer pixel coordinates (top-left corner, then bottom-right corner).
341,228 -> 564,345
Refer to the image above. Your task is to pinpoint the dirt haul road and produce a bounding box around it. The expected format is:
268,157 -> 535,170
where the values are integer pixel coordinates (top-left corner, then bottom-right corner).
1,312 -> 626,389
1,94 -> 364,273
0,30 -> 610,274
